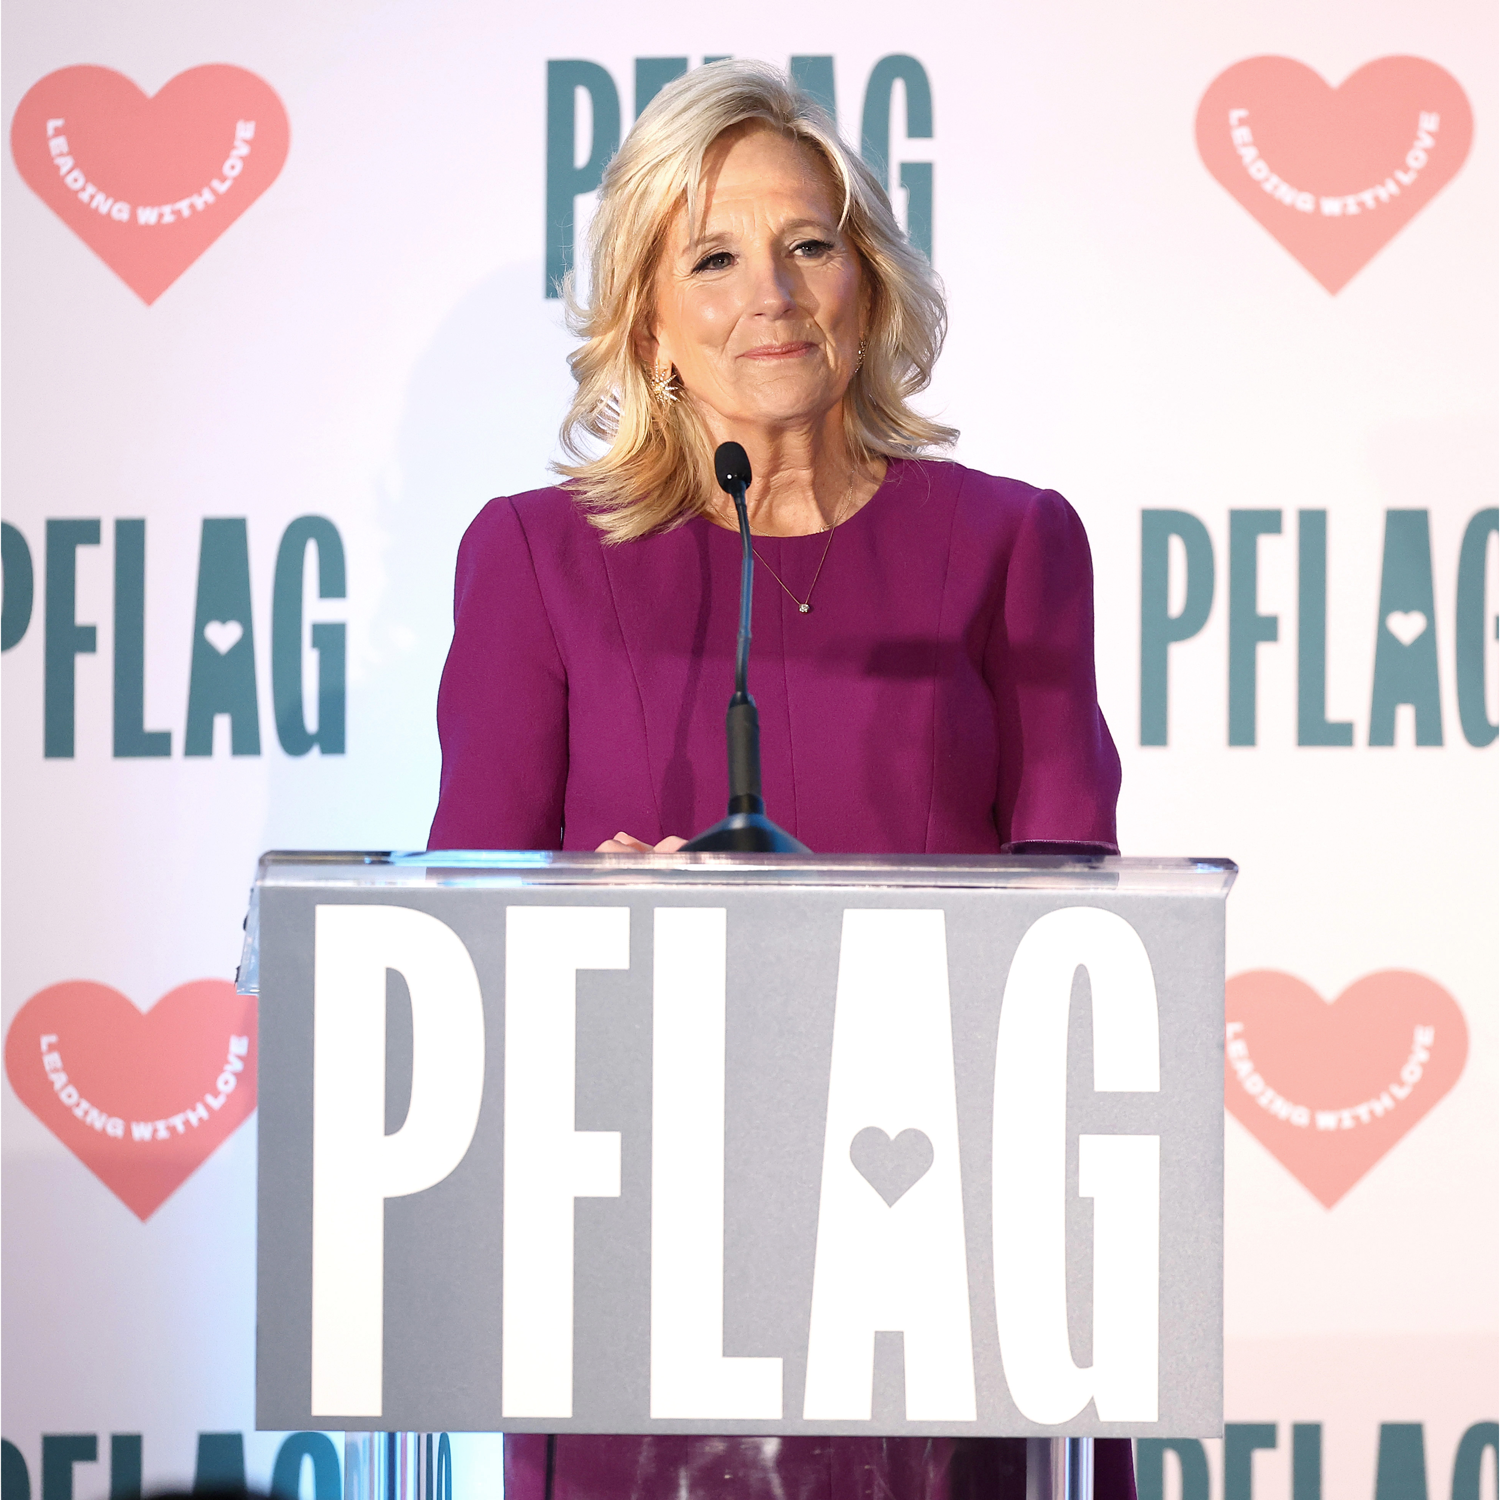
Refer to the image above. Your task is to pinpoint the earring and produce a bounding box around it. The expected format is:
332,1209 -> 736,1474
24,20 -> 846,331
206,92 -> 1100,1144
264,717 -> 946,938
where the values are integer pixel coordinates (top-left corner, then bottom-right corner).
855,338 -> 867,370
649,363 -> 679,404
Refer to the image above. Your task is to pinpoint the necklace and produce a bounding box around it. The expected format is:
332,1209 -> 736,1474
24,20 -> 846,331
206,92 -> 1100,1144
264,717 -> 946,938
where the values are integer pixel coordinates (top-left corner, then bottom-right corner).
751,478 -> 855,615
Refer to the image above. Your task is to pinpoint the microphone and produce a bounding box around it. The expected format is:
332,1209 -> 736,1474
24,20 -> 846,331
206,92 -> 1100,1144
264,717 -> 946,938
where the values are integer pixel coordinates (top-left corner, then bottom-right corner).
681,442 -> 810,853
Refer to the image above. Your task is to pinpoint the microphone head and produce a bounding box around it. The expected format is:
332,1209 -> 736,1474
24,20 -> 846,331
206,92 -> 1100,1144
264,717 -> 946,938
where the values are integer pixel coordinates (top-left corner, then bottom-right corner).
714,441 -> 753,494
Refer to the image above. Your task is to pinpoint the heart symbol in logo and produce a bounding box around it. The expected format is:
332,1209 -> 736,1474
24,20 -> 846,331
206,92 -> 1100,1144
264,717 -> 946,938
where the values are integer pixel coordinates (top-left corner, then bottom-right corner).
203,619 -> 244,654
849,1126 -> 934,1206
4,980 -> 258,1220
1225,970 -> 1467,1207
1196,57 -> 1473,293
1385,610 -> 1428,646
10,65 -> 290,304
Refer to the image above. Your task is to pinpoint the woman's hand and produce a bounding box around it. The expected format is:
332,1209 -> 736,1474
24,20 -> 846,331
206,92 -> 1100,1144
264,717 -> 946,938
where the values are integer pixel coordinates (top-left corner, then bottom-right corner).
595,832 -> 688,854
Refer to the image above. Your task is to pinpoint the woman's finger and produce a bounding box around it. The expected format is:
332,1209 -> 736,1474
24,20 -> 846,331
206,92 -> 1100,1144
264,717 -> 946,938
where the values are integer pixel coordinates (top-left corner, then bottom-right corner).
594,833 -> 687,853
596,832 -> 654,853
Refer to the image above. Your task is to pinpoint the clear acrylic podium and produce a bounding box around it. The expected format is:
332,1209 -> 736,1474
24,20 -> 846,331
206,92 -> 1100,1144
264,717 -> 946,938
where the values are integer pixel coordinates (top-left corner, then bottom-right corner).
242,850 -> 1233,1492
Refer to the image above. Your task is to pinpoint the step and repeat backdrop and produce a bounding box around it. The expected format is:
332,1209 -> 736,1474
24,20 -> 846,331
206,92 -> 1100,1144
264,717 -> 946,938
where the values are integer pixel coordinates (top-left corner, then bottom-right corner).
1,0 -> 1495,1496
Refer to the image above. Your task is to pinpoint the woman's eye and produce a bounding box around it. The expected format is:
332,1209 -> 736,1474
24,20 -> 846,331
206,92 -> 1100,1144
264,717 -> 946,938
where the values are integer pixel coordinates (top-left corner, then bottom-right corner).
792,239 -> 835,257
692,251 -> 734,273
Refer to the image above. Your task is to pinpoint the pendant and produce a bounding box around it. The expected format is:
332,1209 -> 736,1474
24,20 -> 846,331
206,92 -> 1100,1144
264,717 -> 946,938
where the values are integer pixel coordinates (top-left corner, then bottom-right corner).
798,602 -> 812,614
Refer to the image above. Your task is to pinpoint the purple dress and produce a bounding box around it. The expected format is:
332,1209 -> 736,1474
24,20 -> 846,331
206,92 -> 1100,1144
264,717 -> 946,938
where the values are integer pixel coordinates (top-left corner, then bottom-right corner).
428,458 -> 1130,1500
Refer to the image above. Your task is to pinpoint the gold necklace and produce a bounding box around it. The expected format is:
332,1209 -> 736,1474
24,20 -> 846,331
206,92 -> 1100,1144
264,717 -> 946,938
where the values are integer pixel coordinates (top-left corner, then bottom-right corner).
751,477 -> 855,615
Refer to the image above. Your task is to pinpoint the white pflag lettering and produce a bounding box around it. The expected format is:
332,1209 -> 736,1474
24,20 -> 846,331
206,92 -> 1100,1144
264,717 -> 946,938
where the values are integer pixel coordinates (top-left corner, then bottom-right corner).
650,907 -> 782,1418
993,905 -> 1160,1424
803,909 -> 976,1421
501,906 -> 630,1418
311,904 -> 486,1417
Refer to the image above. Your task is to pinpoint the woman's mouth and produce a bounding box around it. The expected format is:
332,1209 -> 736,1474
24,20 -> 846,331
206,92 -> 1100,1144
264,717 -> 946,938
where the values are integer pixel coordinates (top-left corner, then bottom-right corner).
739,341 -> 817,360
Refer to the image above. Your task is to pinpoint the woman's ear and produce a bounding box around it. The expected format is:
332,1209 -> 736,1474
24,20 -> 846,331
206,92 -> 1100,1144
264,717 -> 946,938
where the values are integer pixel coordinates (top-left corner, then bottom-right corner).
637,323 -> 678,376
633,323 -> 660,369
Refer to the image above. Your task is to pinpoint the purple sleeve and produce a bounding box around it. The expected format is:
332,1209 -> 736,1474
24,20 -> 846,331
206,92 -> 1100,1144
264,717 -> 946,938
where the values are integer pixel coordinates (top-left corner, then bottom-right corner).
989,489 -> 1122,853
427,498 -> 568,851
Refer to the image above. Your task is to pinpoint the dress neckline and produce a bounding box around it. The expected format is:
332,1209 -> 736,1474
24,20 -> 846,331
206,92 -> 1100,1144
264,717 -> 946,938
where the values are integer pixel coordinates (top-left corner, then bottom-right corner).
693,458 -> 907,544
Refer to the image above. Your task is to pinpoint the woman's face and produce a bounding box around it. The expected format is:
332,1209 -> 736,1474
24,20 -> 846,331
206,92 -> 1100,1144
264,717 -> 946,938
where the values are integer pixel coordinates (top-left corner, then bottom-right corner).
644,124 -> 867,438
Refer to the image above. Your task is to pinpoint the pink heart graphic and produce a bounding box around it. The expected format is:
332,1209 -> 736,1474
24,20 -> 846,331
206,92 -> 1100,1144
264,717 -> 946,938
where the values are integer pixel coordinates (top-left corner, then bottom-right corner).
1196,56 -> 1473,293
4,980 -> 258,1220
1225,970 -> 1467,1207
10,64 -> 289,304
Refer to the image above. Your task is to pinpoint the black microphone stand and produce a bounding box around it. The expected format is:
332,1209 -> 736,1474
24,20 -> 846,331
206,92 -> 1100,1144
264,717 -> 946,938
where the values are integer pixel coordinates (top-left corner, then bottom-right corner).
681,444 -> 810,854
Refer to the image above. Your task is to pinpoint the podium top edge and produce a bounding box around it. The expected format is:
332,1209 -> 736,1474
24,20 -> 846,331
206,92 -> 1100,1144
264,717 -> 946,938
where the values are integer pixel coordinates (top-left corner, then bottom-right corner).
250,851 -> 1238,895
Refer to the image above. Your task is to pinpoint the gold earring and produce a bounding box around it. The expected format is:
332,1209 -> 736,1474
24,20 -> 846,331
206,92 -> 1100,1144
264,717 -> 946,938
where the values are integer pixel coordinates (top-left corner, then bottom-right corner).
855,338 -> 867,370
649,364 -> 679,404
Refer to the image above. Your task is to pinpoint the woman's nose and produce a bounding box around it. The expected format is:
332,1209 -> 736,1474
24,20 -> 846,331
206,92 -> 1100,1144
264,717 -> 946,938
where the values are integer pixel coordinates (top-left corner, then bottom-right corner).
747,251 -> 798,316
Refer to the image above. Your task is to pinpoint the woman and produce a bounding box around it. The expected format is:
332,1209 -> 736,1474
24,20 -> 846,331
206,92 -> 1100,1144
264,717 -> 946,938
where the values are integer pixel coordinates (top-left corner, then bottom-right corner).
430,58 -> 1127,1500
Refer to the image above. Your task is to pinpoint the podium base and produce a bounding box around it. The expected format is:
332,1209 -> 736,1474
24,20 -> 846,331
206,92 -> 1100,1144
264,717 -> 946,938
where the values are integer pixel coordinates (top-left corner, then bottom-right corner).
680,811 -> 810,853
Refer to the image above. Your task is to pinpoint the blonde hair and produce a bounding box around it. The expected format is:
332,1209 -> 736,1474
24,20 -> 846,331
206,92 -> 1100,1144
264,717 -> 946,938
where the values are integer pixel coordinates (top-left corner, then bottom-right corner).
556,58 -> 955,541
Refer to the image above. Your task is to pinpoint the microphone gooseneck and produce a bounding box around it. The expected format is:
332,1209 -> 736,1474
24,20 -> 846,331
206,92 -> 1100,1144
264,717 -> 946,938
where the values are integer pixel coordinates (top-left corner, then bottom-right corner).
725,465 -> 760,815
680,443 -> 810,854
717,440 -> 754,704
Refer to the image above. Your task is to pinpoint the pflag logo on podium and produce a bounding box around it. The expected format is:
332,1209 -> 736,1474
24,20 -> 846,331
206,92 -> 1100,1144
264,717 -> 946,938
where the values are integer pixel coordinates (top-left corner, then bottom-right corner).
254,865 -> 1233,1437
1195,56 -> 1473,293
9,64 -> 290,303
4,979 -> 258,1218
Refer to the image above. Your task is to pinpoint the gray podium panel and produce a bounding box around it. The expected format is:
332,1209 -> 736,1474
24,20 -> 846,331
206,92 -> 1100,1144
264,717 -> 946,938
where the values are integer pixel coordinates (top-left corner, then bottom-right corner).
247,852 -> 1232,1438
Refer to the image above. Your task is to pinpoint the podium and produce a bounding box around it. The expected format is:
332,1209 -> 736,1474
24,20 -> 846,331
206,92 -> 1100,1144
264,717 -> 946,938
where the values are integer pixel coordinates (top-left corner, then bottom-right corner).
243,850 -> 1232,1449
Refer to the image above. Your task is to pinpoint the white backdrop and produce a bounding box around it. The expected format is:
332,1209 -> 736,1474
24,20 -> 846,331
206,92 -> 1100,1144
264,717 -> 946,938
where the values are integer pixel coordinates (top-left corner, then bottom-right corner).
2,1 -> 1495,1496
